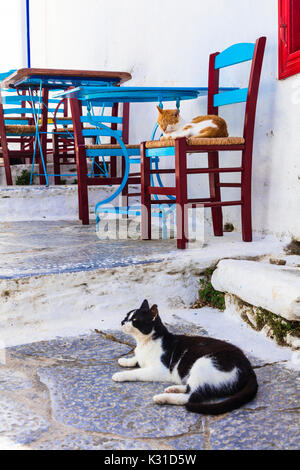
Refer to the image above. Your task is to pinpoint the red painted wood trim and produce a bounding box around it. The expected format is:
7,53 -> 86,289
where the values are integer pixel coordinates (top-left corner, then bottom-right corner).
208,150 -> 223,236
70,97 -> 89,224
185,144 -> 245,152
278,0 -> 300,79
175,138 -> 188,249
208,52 -> 220,115
149,169 -> 175,174
0,95 -> 13,185
86,176 -> 141,186
146,187 -> 176,195
38,87 -> 49,185
186,167 -> 243,174
122,102 -> 130,144
140,142 -> 152,240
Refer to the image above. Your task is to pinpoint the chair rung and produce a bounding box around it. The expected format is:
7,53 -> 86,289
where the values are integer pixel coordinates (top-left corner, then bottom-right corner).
128,193 -> 141,197
187,167 -> 243,174
217,183 -> 242,187
202,200 -> 243,207
147,187 -> 176,195
148,199 -> 243,207
149,200 -> 175,205
186,198 -> 213,203
150,169 -> 175,174
87,176 -> 140,185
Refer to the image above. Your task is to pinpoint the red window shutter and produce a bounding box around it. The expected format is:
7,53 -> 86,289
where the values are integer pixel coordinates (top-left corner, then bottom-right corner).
278,0 -> 300,79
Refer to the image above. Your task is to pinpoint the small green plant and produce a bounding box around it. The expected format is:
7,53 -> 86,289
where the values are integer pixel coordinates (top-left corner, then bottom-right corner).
223,223 -> 234,232
197,268 -> 225,310
255,307 -> 300,346
15,169 -> 33,185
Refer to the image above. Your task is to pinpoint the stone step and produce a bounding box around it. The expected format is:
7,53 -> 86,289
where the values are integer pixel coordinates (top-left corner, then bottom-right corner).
212,259 -> 300,321
0,185 -> 139,222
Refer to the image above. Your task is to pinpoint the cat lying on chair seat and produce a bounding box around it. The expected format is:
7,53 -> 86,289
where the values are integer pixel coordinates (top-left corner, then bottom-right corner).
156,106 -> 228,140
112,300 -> 258,415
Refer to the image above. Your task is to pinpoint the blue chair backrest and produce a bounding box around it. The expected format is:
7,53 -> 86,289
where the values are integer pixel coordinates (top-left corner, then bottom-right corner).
80,102 -> 123,139
213,42 -> 256,108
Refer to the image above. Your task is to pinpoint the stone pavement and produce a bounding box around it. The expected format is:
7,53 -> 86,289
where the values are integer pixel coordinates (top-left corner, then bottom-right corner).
1,320 -> 299,450
0,220 -> 175,279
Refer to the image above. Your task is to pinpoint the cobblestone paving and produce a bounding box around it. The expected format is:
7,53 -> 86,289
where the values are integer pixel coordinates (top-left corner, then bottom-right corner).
1,322 -> 299,450
0,221 -> 175,279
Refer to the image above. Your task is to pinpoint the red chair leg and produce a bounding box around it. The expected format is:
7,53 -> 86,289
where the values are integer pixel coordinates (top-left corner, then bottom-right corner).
39,87 -> 48,185
121,156 -> 129,218
70,97 -> 89,225
241,148 -> 253,242
1,137 -> 13,185
141,142 -> 151,240
175,138 -> 188,249
208,151 -> 223,236
52,134 -> 61,185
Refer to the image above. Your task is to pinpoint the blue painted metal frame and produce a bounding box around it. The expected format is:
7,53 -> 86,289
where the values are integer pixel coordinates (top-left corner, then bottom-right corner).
26,0 -> 31,68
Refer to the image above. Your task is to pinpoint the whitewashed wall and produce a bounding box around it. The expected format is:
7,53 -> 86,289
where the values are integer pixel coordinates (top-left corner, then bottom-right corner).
13,1 -> 300,239
0,0 -> 27,71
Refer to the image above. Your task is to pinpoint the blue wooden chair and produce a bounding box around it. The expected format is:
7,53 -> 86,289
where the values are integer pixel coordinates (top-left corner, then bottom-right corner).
69,98 -> 141,224
0,70 -> 45,184
141,37 -> 266,248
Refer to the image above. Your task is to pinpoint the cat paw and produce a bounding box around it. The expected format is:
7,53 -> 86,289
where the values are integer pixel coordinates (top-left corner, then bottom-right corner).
153,394 -> 167,405
164,385 -> 186,394
118,357 -> 137,368
118,358 -> 129,367
112,372 -> 127,382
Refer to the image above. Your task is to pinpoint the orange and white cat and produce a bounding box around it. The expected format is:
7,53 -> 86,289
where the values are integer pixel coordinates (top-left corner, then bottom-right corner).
156,106 -> 228,140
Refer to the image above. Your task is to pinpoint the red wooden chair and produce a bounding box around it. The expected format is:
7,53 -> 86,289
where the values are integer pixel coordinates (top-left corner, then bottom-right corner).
141,36 -> 266,248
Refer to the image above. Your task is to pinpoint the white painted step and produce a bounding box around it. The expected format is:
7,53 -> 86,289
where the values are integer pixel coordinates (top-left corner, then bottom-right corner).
212,259 -> 300,321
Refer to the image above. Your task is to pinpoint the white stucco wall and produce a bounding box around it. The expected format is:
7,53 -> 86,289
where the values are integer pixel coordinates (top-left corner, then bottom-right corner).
0,0 -> 27,71
10,1 -> 300,239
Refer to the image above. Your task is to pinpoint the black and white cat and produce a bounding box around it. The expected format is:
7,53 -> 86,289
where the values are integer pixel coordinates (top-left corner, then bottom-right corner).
112,300 -> 258,415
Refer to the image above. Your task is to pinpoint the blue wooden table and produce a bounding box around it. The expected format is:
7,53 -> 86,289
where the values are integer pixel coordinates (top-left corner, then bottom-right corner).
54,84 -> 238,228
54,85 -> 237,103
1,69 -> 132,186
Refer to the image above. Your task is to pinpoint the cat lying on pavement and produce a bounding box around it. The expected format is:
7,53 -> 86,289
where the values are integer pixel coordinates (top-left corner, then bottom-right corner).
112,300 -> 258,415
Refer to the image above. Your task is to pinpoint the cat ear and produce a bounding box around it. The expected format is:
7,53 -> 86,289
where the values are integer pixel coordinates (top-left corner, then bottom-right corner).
150,304 -> 159,320
140,299 -> 149,311
156,105 -> 163,114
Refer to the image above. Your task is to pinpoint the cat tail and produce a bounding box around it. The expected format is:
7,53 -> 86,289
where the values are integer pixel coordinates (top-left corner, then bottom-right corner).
185,373 -> 258,415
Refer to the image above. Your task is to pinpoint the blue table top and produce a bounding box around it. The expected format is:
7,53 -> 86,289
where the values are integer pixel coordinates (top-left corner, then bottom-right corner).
54,85 -> 238,103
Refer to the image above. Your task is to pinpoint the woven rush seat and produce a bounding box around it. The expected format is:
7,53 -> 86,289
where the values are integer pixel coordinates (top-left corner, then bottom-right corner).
5,124 -> 40,135
86,144 -> 140,149
145,136 -> 245,148
55,125 -> 99,133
